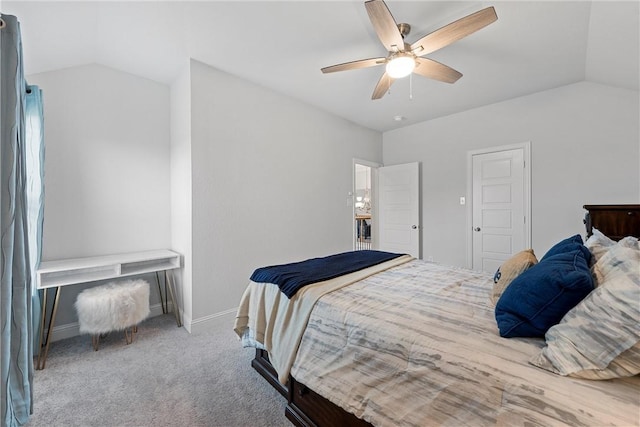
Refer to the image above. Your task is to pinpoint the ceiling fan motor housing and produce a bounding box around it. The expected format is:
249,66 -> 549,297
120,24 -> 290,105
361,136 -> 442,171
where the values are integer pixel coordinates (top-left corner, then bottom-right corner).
397,23 -> 411,39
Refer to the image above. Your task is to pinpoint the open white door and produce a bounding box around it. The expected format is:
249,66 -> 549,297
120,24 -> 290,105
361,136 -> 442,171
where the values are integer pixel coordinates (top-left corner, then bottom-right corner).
378,162 -> 420,258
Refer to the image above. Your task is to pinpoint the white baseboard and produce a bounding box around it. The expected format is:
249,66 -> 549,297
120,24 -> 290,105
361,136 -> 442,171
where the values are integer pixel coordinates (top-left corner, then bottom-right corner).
48,303 -> 169,343
48,305 -> 238,341
187,307 -> 237,334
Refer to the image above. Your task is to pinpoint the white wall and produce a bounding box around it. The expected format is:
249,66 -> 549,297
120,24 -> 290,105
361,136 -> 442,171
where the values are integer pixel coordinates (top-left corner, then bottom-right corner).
383,81 -> 639,268
187,59 -> 382,330
28,64 -> 172,328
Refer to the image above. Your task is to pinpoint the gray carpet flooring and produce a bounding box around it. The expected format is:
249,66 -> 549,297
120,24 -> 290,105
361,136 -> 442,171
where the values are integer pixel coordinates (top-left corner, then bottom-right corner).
27,312 -> 288,427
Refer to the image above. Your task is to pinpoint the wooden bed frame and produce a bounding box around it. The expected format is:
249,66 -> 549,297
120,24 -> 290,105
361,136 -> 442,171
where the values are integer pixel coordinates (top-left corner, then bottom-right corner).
253,349 -> 371,427
252,204 -> 640,427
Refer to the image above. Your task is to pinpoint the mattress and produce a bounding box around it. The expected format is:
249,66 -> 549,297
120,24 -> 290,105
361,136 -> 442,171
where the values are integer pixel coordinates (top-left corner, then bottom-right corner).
290,259 -> 640,427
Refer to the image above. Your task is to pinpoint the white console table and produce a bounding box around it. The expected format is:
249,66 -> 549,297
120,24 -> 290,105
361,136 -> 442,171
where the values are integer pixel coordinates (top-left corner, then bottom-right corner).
35,249 -> 182,370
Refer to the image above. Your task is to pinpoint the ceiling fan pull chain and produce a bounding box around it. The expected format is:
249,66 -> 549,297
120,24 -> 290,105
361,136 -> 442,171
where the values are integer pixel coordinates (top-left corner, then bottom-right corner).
409,73 -> 413,100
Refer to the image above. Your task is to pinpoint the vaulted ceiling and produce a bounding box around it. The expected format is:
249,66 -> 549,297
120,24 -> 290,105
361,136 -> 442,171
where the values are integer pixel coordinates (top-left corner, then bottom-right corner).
4,1 -> 639,132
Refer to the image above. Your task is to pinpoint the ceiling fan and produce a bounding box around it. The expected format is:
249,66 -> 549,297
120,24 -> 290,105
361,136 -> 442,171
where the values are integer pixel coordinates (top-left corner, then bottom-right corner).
321,0 -> 498,100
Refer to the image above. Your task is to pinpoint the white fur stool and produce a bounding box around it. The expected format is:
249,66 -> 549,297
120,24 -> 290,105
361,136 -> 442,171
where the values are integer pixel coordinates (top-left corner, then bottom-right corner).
75,279 -> 150,351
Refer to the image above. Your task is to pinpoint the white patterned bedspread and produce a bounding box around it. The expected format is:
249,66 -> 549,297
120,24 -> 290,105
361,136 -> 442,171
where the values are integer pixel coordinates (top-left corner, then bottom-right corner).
290,260 -> 640,427
234,255 -> 413,383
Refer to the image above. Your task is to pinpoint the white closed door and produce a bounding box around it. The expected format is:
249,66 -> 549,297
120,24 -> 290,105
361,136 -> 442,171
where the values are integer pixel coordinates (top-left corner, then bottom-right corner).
472,148 -> 527,272
378,162 -> 420,258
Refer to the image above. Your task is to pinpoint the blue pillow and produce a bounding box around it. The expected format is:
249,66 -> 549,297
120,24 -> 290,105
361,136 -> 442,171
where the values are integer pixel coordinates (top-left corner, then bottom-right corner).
495,248 -> 594,338
541,234 -> 591,262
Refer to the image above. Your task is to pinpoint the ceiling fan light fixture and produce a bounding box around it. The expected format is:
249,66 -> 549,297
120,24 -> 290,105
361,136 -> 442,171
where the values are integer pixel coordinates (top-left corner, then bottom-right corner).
386,54 -> 415,79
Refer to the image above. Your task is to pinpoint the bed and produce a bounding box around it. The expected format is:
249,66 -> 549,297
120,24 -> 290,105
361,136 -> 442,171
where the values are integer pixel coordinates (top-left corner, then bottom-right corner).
234,204 -> 640,427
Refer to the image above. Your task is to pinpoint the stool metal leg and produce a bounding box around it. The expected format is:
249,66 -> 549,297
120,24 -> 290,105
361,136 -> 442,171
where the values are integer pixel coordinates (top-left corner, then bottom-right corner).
124,328 -> 133,345
92,335 -> 100,351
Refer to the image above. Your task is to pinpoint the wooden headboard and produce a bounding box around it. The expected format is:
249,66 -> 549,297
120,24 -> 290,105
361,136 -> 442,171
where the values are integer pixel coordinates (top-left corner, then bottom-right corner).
583,204 -> 640,240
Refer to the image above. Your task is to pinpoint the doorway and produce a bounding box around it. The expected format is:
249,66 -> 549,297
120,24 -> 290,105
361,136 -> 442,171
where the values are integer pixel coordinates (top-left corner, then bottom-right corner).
353,161 -> 377,251
352,160 -> 420,257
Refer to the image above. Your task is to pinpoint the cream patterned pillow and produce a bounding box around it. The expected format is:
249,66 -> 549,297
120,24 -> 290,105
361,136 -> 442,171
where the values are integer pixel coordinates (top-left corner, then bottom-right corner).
530,243 -> 640,379
490,249 -> 538,306
593,236 -> 639,285
584,227 -> 616,265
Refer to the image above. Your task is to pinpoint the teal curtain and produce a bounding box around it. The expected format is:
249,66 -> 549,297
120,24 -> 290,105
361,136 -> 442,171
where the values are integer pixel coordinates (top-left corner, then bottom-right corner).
1,14 -> 45,427
25,86 -> 45,357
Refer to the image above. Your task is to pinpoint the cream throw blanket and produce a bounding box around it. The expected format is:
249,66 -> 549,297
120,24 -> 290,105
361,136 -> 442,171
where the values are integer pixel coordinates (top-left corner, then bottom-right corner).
233,255 -> 413,383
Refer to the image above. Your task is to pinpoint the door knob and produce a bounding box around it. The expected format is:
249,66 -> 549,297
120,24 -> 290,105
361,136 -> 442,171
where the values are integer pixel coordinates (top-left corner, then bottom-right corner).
412,225 -> 417,229
474,227 -> 481,232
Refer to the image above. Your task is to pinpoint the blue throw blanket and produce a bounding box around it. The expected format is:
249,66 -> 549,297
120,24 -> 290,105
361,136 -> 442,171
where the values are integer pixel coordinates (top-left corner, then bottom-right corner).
250,250 -> 405,298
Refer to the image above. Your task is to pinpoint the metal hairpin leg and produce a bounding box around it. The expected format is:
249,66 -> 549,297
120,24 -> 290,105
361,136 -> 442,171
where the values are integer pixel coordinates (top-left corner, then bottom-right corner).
155,271 -> 167,314
164,270 -> 182,327
36,286 -> 62,370
35,288 -> 48,370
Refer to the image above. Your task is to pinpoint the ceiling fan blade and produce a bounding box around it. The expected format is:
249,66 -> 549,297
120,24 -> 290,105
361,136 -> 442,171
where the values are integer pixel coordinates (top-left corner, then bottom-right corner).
411,6 -> 497,56
371,72 -> 395,99
321,57 -> 386,74
365,0 -> 406,52
414,57 -> 462,83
